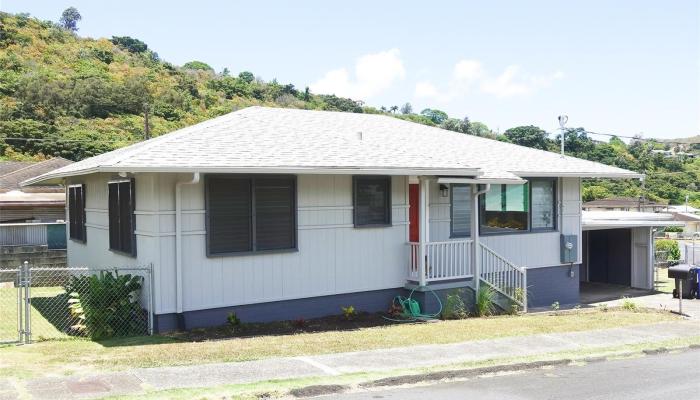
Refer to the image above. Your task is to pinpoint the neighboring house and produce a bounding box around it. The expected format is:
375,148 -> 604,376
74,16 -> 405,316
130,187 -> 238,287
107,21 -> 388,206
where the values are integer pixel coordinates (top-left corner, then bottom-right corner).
581,211 -> 684,289
24,107 -> 642,331
582,197 -> 666,213
0,157 -> 73,223
669,212 -> 700,237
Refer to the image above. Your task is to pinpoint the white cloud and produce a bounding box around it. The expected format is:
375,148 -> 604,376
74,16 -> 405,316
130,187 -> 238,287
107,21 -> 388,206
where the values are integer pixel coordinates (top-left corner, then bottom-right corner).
310,49 -> 405,100
414,81 -> 440,99
480,65 -> 564,98
413,60 -> 564,101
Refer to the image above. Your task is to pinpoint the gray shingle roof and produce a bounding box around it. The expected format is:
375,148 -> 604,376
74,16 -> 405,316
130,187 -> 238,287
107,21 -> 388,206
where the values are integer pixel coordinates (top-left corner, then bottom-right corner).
1,157 -> 72,192
23,107 -> 641,185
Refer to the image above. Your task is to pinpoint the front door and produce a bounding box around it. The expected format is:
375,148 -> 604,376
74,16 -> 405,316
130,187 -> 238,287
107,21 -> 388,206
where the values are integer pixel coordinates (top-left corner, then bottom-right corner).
409,184 -> 419,242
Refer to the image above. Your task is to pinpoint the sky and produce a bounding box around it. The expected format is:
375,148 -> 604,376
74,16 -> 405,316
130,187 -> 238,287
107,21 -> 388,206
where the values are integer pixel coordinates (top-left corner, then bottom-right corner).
2,1 -> 698,140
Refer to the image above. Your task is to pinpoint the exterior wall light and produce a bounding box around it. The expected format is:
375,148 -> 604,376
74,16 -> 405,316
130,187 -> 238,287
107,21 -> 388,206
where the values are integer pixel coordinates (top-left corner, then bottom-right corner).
439,184 -> 449,197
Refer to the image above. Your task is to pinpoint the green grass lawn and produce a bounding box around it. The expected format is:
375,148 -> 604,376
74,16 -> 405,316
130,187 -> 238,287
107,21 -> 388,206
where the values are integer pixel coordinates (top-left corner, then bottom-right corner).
655,267 -> 674,294
0,286 -> 72,343
0,308 -> 678,380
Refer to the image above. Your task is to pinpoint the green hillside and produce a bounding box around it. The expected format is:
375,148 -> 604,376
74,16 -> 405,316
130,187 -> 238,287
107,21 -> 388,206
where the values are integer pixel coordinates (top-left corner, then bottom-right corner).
0,11 -> 698,207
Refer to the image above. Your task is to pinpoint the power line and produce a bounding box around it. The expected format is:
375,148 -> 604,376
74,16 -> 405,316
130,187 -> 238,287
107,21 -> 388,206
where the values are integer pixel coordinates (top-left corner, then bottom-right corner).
0,137 -> 138,144
548,128 -> 699,146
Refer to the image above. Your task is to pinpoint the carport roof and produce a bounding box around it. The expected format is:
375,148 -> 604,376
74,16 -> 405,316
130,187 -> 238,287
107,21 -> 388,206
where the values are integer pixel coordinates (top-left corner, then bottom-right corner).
582,211 -> 685,230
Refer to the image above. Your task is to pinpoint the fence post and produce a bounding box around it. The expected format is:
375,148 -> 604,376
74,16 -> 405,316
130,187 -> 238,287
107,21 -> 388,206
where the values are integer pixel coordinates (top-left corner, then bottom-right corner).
17,264 -> 24,344
22,261 -> 31,344
148,263 -> 155,336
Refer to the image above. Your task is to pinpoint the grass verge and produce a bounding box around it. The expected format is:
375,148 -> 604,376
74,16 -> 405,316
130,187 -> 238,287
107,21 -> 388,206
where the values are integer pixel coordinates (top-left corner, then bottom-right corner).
0,307 -> 678,379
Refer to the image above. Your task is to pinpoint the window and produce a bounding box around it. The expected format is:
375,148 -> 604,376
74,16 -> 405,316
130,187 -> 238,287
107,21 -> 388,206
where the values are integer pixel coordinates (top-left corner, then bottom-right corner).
531,178 -> 556,230
108,179 -> 136,256
450,184 -> 471,237
68,184 -> 86,242
478,179 -> 557,235
353,176 -> 391,227
480,183 -> 530,234
206,175 -> 296,255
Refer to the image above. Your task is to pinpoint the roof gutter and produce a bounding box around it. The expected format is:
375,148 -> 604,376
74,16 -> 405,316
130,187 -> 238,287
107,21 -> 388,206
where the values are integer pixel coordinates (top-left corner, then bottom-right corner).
512,171 -> 645,179
175,172 -> 200,317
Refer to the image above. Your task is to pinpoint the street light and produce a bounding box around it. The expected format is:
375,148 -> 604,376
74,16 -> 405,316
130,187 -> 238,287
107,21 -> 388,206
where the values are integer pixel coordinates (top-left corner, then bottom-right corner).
558,115 -> 568,157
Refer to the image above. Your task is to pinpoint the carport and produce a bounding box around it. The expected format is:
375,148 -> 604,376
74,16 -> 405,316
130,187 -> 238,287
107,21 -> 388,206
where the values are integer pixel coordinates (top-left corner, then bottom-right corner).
580,211 -> 684,303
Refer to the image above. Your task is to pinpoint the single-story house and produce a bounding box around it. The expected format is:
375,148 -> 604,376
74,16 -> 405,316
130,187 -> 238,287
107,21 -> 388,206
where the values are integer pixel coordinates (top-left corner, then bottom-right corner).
24,107 -> 643,331
580,211 -> 683,293
0,157 -> 73,223
669,212 -> 700,237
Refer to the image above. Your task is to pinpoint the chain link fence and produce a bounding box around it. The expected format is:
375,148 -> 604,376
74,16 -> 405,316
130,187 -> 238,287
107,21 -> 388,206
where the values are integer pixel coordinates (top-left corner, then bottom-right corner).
0,263 -> 153,344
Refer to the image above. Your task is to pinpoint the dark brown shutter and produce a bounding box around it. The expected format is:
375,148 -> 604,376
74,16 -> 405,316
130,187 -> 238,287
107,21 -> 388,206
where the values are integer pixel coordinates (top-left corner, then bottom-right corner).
119,181 -> 134,255
68,187 -> 76,239
80,184 -> 87,241
208,177 -> 252,254
255,177 -> 295,251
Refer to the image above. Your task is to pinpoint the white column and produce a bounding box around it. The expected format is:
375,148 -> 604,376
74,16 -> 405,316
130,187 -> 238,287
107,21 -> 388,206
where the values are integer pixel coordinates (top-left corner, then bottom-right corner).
418,177 -> 430,287
471,183 -> 480,293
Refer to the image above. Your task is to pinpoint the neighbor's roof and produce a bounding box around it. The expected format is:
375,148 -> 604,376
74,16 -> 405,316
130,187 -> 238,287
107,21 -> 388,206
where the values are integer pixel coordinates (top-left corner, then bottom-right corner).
671,212 -> 700,222
1,157 -> 72,192
582,211 -> 685,230
23,107 -> 642,186
583,197 -> 666,208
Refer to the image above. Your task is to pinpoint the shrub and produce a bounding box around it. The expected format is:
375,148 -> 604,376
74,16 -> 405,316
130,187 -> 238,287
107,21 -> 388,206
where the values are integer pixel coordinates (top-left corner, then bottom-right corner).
66,272 -> 145,340
442,289 -> 468,320
292,317 -> 306,329
655,239 -> 681,264
341,305 -> 356,320
227,312 -> 241,327
621,297 -> 638,311
598,303 -> 609,312
551,301 -> 560,312
475,287 -> 495,317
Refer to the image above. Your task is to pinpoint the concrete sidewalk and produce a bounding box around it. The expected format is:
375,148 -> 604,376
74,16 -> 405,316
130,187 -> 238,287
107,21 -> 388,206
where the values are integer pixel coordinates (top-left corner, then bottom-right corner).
1,321 -> 698,400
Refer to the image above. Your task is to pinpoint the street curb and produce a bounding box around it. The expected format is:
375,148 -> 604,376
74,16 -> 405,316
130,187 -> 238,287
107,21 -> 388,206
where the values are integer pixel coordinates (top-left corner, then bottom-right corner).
289,343 -> 699,398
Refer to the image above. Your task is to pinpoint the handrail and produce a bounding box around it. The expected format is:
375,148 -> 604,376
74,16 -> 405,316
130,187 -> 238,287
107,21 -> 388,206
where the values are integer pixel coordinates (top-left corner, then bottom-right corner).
407,240 -> 474,283
479,243 -> 528,312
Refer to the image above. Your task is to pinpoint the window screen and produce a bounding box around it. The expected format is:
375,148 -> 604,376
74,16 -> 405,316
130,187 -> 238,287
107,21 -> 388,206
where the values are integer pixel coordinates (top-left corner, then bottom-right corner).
531,179 -> 556,230
353,176 -> 392,227
450,184 -> 471,237
206,175 -> 296,255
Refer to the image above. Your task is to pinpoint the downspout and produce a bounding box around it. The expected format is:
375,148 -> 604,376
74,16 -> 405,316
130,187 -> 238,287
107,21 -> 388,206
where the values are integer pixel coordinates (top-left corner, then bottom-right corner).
175,173 -> 200,321
472,183 -> 490,294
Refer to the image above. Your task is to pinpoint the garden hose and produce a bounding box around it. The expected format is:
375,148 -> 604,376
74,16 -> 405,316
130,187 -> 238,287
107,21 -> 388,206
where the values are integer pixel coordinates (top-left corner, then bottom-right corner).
383,287 -> 442,322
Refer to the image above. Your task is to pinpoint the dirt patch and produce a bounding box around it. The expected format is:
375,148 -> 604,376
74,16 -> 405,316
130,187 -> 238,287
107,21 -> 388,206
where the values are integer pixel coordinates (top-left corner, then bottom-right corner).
289,384 -> 349,398
167,312 -> 405,342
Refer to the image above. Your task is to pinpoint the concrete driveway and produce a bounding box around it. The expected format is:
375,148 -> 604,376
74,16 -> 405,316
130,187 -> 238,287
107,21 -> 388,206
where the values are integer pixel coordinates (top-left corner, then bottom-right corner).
582,282 -> 700,319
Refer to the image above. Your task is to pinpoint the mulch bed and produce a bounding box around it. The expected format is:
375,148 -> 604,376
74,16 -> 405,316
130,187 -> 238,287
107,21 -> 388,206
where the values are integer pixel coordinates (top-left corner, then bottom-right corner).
166,312 -> 409,342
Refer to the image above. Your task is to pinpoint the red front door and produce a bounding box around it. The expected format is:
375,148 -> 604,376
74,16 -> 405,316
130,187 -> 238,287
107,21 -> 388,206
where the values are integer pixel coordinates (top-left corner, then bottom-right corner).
409,184 -> 419,242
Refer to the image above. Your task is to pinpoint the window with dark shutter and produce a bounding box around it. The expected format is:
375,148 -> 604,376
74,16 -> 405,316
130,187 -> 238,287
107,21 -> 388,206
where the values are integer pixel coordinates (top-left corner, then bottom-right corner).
108,179 -> 136,256
206,175 -> 296,256
353,176 -> 392,227
68,184 -> 86,242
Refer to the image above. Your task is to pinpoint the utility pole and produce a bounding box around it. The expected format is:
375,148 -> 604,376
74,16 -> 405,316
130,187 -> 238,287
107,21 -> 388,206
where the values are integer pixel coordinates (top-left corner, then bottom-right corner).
143,102 -> 151,140
558,115 -> 568,157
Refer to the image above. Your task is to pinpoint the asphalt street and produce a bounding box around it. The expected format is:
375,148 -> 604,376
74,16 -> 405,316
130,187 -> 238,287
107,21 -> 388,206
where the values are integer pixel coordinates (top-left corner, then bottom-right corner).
327,348 -> 700,399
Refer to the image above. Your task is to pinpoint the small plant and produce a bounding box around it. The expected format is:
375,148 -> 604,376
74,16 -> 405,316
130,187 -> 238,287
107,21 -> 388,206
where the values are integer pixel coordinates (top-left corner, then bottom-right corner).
341,305 -> 356,321
475,286 -> 495,317
227,312 -> 241,327
387,302 -> 404,318
598,303 -> 609,312
621,297 -> 638,311
442,289 -> 469,320
550,301 -> 560,312
292,317 -> 306,329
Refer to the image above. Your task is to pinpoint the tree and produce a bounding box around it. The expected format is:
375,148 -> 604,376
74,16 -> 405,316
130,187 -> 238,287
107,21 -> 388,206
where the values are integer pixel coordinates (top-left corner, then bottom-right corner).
221,68 -> 230,77
504,125 -> 550,150
582,185 -> 611,202
59,7 -> 81,32
110,36 -> 148,53
400,102 -> 413,114
420,108 -> 448,124
470,121 -> 492,137
389,105 -> 399,113
183,61 -> 213,71
238,71 -> 255,84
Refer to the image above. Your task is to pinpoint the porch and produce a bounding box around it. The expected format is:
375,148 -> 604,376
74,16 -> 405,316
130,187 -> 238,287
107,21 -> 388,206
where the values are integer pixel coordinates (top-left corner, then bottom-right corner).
404,177 -> 528,312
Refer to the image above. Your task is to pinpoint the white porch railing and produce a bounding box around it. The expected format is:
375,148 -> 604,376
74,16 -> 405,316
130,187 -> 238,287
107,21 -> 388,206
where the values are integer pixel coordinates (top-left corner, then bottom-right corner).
479,243 -> 527,312
408,240 -> 474,282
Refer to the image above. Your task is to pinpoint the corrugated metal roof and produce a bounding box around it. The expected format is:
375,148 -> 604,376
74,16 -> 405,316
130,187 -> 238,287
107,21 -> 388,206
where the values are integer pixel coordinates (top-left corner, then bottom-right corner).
23,107 -> 642,185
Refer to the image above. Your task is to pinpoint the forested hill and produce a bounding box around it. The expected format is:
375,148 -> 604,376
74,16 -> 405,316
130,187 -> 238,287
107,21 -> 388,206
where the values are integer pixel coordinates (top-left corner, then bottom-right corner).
0,11 -> 698,207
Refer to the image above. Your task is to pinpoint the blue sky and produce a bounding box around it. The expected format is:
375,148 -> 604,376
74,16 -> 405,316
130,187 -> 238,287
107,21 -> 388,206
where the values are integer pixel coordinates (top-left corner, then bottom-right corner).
2,1 -> 698,139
